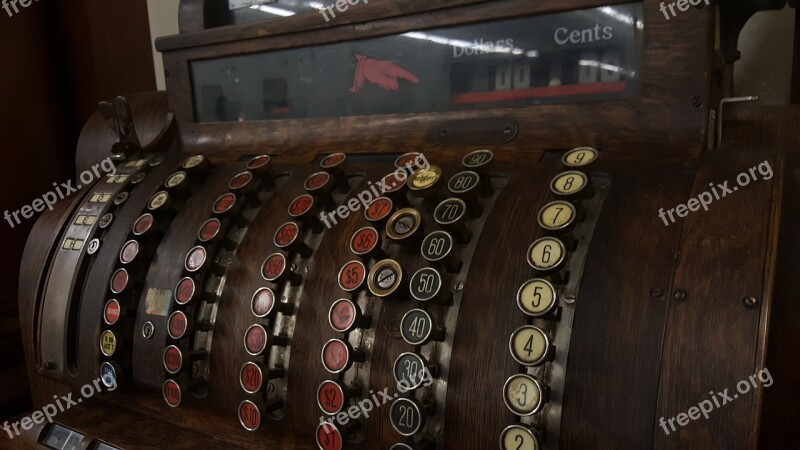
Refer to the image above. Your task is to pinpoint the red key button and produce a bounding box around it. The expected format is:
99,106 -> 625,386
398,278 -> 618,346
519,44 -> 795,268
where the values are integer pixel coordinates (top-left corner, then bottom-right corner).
163,345 -> 183,374
213,193 -> 237,215
381,172 -> 407,194
329,299 -> 364,333
365,197 -> 393,223
168,310 -> 189,339
288,194 -> 314,218
261,253 -> 300,285
261,253 -> 286,282
350,227 -> 379,256
247,155 -> 271,172
244,324 -> 268,356
238,400 -> 262,431
337,260 -> 366,292
317,380 -> 346,415
162,379 -> 182,408
320,153 -> 346,170
119,240 -> 140,264
321,339 -> 363,374
304,171 -> 332,192
103,299 -> 121,326
198,218 -> 222,243
132,213 -> 154,236
110,269 -> 129,294
395,152 -> 422,169
274,222 -> 299,249
229,171 -> 253,191
184,246 -> 207,272
316,421 -> 344,450
175,277 -> 196,305
239,362 -> 263,394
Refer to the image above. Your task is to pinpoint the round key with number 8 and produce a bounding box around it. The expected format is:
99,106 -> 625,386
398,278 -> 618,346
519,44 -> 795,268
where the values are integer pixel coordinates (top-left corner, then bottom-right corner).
550,171 -> 589,198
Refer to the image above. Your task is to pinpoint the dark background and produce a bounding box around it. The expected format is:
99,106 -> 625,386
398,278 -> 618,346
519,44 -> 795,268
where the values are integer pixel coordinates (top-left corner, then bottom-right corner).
0,0 -> 156,420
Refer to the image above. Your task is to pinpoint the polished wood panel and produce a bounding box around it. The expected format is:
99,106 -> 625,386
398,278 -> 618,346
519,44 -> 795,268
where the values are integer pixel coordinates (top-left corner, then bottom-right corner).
654,148 -> 779,450
561,161 -> 693,449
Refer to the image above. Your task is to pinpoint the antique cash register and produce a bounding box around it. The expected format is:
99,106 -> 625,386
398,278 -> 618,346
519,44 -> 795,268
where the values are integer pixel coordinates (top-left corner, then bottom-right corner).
14,0 -> 800,449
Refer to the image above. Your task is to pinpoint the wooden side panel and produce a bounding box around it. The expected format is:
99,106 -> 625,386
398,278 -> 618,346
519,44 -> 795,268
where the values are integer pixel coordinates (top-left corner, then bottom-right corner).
758,151 -> 800,448
560,162 -> 693,449
654,149 -> 778,450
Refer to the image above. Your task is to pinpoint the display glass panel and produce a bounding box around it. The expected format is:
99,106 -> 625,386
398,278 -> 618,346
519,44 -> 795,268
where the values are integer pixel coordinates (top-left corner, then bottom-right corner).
192,3 -> 644,122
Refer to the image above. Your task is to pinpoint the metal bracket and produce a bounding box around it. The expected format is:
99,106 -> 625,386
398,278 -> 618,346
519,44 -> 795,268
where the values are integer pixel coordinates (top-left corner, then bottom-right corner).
717,96 -> 759,146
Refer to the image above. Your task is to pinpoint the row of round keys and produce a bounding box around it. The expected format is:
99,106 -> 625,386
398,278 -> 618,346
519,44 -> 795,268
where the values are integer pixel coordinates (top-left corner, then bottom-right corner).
166,158 -> 277,408
98,155 -> 207,388
152,157 -> 214,405
387,153 -> 492,445
500,147 -> 598,449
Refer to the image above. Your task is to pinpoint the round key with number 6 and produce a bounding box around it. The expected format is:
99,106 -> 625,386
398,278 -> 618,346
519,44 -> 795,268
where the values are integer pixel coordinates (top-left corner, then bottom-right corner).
526,237 -> 566,272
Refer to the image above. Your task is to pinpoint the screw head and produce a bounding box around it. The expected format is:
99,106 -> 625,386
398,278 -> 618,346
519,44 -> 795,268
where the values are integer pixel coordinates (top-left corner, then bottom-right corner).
142,321 -> 155,339
743,295 -> 759,307
564,294 -> 576,304
673,289 -> 688,301
650,287 -> 665,298
87,238 -> 101,255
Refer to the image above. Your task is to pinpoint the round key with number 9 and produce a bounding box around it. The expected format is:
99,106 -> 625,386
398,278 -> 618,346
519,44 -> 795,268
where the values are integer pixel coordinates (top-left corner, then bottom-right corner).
562,147 -> 598,167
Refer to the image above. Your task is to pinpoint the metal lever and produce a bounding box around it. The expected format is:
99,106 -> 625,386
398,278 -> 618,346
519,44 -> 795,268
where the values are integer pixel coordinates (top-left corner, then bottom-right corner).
97,96 -> 141,157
